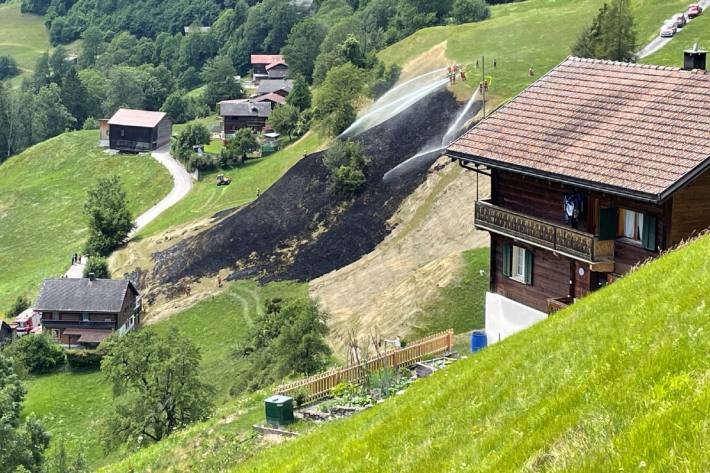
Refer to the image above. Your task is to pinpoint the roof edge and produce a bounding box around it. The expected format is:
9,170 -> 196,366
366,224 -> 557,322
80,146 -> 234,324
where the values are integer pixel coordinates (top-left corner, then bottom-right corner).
446,150 -> 662,203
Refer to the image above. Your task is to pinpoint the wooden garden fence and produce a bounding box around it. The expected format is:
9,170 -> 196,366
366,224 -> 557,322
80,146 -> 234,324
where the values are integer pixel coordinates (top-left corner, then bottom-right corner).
275,329 -> 454,404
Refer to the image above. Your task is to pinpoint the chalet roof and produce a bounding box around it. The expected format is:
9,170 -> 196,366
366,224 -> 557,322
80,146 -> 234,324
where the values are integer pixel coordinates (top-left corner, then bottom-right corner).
251,54 -> 285,66
447,57 -> 710,202
62,328 -> 113,343
253,92 -> 287,105
266,61 -> 288,71
35,278 -> 138,314
219,99 -> 272,118
257,79 -> 294,95
108,109 -> 167,128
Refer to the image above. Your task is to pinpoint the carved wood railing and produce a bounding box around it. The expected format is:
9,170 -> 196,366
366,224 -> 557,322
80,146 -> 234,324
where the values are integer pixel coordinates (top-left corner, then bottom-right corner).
474,200 -> 614,263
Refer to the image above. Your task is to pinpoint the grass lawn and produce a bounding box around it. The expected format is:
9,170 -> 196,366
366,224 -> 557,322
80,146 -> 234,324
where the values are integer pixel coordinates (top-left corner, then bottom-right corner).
380,0 -> 696,104
233,234 -> 710,472
413,248 -> 489,340
0,131 -> 172,313
137,131 -> 324,237
643,9 -> 710,66
21,279 -> 308,469
0,1 -> 49,87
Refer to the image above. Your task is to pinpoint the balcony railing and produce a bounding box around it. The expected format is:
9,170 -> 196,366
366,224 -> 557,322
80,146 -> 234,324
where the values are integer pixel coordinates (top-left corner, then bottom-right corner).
41,320 -> 116,330
474,200 -> 614,264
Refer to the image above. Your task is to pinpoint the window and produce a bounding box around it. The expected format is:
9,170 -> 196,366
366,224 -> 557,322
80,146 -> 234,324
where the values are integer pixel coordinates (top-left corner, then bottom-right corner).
619,209 -> 657,251
81,313 -> 89,322
503,244 -> 534,284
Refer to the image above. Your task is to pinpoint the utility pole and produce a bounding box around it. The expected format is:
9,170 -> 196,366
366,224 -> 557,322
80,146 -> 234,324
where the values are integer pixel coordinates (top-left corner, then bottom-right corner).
482,55 -> 487,119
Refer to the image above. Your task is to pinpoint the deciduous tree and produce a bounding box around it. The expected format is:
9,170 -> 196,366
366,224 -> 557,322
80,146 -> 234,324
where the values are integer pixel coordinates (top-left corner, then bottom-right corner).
100,328 -> 215,445
84,175 -> 134,256
268,103 -> 300,140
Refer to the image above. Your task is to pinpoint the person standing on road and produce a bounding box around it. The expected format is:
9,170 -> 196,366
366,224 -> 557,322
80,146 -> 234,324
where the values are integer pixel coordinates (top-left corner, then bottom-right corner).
494,59 -> 497,68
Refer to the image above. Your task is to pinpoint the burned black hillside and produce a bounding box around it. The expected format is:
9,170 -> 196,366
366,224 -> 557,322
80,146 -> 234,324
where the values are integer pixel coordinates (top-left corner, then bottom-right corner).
152,90 -> 473,288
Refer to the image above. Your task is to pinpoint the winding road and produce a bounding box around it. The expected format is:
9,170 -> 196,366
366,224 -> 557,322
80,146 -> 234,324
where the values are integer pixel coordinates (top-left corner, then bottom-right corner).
638,1 -> 710,59
64,146 -> 192,277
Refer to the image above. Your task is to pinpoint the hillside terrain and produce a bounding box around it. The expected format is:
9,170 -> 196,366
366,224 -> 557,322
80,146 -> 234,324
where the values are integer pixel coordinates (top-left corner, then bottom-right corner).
643,6 -> 710,64
0,1 -> 48,86
233,234 -> 710,472
0,131 -> 171,311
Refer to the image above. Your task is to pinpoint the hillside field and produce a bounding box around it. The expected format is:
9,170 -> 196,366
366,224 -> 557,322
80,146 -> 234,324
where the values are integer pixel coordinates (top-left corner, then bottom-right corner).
0,131 -> 171,312
380,0 -> 698,104
0,1 -> 49,86
643,7 -> 710,65
232,234 -> 710,472
137,131 -> 324,237
21,279 -> 307,469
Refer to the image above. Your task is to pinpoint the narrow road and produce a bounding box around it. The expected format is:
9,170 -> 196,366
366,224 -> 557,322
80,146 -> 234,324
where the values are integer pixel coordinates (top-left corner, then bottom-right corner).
638,2 -> 710,59
63,146 -> 192,278
128,146 -> 193,238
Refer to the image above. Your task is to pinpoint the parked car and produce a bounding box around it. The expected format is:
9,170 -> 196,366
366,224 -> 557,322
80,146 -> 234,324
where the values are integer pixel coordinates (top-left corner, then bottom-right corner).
660,21 -> 677,37
674,13 -> 688,28
687,3 -> 703,18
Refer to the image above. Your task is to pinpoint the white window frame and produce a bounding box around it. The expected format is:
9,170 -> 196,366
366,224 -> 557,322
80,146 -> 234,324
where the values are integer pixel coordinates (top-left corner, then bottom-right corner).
511,246 -> 528,283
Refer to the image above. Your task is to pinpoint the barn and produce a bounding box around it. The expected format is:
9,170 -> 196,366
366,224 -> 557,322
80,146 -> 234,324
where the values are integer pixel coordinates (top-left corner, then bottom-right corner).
108,109 -> 173,152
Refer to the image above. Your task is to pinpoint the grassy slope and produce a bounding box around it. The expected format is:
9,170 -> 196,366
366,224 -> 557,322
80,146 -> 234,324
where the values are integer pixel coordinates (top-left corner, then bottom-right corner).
380,0 -> 695,103
0,1 -> 49,87
137,131 -> 323,237
21,280 -> 307,469
234,235 -> 710,473
0,131 -> 171,311
643,10 -> 710,65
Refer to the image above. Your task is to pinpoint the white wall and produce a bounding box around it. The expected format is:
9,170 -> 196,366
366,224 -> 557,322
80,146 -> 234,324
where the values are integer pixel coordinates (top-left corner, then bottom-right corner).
484,292 -> 547,345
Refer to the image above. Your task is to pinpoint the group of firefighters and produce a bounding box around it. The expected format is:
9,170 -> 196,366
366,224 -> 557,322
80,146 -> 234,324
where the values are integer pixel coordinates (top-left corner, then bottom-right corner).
447,64 -> 466,84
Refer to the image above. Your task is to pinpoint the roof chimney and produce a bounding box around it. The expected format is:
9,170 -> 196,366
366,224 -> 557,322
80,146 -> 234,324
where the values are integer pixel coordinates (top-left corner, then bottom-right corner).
683,43 -> 707,71
88,272 -> 96,281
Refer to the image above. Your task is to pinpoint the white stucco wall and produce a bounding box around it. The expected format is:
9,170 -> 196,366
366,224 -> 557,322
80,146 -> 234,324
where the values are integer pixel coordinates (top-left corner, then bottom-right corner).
484,292 -> 547,345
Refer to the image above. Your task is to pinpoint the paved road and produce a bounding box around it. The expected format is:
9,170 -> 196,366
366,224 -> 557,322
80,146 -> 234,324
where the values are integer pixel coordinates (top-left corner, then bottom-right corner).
638,2 -> 710,59
62,146 -> 192,278
128,146 -> 193,238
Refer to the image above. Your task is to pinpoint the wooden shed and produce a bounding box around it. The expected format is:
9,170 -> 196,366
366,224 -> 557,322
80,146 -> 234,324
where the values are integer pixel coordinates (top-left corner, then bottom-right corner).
108,109 -> 172,152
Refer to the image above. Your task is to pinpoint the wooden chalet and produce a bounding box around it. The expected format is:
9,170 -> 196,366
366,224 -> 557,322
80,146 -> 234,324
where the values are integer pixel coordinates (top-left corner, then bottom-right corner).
108,108 -> 172,152
219,99 -> 272,135
257,79 -> 294,98
251,54 -> 287,80
447,53 -> 710,343
253,92 -> 287,110
34,275 -> 141,348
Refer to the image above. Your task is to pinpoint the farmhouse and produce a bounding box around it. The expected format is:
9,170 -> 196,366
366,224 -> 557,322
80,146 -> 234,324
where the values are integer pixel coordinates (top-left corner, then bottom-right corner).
447,53 -> 710,343
257,79 -> 294,97
108,108 -> 172,152
253,92 -> 287,110
219,99 -> 272,135
35,275 -> 141,348
251,54 -> 287,80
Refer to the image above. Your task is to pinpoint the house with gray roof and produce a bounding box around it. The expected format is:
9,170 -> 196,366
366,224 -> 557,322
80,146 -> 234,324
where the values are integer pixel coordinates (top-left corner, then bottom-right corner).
256,79 -> 294,97
219,99 -> 272,135
35,275 -> 141,348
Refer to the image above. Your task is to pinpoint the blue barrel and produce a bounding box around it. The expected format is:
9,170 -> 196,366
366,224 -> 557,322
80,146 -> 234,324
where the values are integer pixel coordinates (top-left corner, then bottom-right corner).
470,331 -> 487,353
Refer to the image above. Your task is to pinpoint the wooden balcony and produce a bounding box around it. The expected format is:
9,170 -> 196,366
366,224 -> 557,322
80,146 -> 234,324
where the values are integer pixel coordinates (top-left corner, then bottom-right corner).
547,296 -> 575,314
475,200 -> 615,269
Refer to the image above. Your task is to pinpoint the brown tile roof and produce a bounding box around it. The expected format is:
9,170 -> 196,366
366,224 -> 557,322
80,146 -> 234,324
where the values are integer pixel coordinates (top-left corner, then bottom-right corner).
253,92 -> 287,105
447,57 -> 710,201
251,54 -> 285,66
108,109 -> 168,128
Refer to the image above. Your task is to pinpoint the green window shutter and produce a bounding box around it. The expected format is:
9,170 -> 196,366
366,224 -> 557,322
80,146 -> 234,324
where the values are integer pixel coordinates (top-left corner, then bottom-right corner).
642,214 -> 657,251
524,250 -> 534,285
502,243 -> 512,277
598,207 -> 618,240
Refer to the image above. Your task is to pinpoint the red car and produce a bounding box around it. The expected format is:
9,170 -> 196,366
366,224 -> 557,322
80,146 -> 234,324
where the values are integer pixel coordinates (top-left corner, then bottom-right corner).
687,4 -> 703,18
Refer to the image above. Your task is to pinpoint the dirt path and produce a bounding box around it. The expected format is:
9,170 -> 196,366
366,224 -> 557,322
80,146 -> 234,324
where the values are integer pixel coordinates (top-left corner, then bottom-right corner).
638,2 -> 710,59
129,146 -> 193,237
310,158 -> 490,355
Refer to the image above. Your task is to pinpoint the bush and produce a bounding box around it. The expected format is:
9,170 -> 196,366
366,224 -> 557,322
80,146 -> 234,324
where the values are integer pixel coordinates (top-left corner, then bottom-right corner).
294,387 -> 309,408
9,334 -> 66,374
66,348 -> 105,371
83,256 -> 109,279
187,152 -> 218,172
322,140 -> 371,195
8,296 -> 30,319
0,55 -> 19,80
82,117 -> 99,130
452,0 -> 490,24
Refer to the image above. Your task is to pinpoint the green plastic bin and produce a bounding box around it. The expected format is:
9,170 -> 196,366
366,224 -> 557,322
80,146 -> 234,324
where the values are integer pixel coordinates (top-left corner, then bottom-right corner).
265,395 -> 294,426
